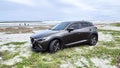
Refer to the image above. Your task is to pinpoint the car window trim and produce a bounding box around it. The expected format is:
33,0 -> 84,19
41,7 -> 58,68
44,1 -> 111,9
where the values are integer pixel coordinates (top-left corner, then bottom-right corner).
65,23 -> 80,30
64,23 -> 72,30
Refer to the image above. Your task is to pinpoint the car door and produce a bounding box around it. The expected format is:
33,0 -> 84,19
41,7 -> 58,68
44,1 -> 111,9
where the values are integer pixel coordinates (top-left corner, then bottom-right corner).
77,22 -> 90,41
63,23 -> 81,45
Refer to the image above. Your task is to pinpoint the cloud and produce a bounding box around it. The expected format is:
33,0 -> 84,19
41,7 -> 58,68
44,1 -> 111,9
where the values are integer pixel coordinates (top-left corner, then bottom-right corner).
36,0 -> 54,8
6,0 -> 54,8
60,0 -> 96,11
0,0 -> 120,21
6,0 -> 35,6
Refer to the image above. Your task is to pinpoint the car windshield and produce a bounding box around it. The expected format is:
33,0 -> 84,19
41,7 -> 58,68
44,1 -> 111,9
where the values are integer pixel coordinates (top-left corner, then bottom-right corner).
51,22 -> 70,30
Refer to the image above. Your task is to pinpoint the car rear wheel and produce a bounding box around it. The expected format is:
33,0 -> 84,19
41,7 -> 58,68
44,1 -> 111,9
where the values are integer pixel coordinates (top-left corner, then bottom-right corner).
88,35 -> 98,46
49,39 -> 60,53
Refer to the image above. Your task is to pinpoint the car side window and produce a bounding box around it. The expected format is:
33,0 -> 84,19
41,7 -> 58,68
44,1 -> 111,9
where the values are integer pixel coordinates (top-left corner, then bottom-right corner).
89,22 -> 94,26
68,23 -> 80,30
81,22 -> 89,28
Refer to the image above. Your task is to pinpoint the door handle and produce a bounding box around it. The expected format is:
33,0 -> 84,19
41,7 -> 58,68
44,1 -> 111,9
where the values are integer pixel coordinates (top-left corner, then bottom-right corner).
89,29 -> 92,31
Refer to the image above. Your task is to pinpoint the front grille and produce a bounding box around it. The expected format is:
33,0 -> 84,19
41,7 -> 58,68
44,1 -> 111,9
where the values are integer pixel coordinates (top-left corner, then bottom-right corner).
32,41 -> 42,49
31,38 -> 34,43
32,42 -> 38,48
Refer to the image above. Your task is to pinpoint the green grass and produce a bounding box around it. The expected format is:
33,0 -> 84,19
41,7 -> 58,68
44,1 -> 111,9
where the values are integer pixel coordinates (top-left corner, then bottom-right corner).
2,45 -> 119,67
98,29 -> 120,36
0,65 -> 11,68
81,46 -> 120,65
0,51 -> 19,60
1,45 -> 120,68
2,41 -> 27,46
13,45 -> 120,67
99,41 -> 116,47
99,29 -> 120,45
14,53 -> 58,68
114,37 -> 120,44
111,23 -> 120,27
86,56 -> 96,68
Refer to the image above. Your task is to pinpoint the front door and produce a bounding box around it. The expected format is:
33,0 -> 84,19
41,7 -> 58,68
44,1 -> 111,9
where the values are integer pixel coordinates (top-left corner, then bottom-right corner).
63,23 -> 81,45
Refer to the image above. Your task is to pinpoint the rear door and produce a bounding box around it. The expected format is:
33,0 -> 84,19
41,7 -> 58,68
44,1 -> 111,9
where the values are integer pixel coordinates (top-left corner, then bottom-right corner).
78,22 -> 91,40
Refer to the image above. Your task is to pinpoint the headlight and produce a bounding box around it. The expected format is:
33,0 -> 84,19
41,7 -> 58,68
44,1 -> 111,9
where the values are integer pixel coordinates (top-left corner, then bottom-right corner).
36,38 -> 45,41
36,37 -> 49,42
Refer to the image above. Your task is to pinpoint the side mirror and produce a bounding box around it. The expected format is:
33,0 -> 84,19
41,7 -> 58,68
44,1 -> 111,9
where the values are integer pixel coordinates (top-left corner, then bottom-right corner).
67,28 -> 74,32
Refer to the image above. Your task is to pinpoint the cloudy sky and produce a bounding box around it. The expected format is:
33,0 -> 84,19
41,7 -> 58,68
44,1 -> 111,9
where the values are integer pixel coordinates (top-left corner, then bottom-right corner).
0,0 -> 120,21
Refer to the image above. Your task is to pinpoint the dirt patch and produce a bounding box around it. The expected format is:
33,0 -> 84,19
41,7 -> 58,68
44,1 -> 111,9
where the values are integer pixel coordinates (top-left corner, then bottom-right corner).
0,27 -> 32,34
33,26 -> 51,30
0,26 -> 51,34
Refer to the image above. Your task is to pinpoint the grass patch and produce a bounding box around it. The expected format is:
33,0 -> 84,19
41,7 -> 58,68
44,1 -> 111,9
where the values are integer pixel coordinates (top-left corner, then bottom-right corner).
1,51 -> 19,60
99,29 -> 120,45
81,46 -> 120,65
3,42 -> 26,46
98,29 -> 120,36
0,27 -> 33,34
14,52 -> 57,68
1,44 -> 119,67
111,23 -> 120,27
114,37 -> 120,44
0,64 -> 12,68
86,56 -> 96,68
99,41 -> 116,47
80,60 -> 89,68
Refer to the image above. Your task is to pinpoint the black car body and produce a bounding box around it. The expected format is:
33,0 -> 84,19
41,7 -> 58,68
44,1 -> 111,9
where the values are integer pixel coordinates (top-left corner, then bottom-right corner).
30,21 -> 98,53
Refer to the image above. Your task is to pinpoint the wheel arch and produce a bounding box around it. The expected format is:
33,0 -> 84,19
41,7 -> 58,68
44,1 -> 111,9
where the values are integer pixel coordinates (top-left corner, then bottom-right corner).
88,32 -> 98,41
48,37 -> 63,50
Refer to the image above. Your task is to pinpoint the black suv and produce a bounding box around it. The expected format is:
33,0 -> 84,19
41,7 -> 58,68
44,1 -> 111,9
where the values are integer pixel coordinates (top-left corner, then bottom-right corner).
30,21 -> 98,53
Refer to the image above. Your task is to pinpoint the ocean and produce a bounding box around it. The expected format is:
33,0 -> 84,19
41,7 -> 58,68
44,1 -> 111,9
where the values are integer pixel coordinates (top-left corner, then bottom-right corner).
0,21 -> 61,27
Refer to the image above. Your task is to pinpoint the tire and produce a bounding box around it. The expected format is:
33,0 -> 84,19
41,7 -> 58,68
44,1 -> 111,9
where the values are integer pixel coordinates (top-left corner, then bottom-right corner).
88,35 -> 98,46
49,39 -> 61,53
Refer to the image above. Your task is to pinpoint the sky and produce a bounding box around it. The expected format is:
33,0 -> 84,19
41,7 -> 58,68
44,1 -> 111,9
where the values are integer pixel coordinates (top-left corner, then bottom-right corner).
0,0 -> 120,21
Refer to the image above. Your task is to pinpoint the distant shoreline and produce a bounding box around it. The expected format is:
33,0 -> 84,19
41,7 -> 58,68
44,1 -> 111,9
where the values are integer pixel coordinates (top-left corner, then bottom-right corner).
0,21 -> 120,27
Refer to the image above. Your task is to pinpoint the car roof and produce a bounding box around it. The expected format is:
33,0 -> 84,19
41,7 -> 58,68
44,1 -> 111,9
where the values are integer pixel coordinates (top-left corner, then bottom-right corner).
66,21 -> 92,24
64,21 -> 94,26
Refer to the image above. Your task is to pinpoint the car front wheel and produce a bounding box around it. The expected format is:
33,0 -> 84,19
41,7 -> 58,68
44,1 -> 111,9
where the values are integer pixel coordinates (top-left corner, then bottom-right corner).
49,39 -> 60,53
88,35 -> 98,46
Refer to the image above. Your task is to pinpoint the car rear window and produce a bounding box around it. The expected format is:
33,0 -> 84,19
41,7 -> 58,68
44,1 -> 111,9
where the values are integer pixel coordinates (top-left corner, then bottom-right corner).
81,22 -> 93,28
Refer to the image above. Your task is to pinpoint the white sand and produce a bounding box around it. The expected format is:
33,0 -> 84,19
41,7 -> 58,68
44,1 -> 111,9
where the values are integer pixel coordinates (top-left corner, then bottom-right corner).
33,30 -> 43,33
60,61 -> 75,68
91,58 -> 116,68
74,57 -> 89,67
74,61 -> 83,67
3,56 -> 22,65
0,33 -> 33,65
98,26 -> 120,31
0,33 -> 32,45
1,43 -> 32,65
98,32 -> 113,41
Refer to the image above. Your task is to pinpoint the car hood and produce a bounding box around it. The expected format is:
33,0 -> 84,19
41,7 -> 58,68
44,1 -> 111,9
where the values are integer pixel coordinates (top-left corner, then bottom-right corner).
30,30 -> 59,39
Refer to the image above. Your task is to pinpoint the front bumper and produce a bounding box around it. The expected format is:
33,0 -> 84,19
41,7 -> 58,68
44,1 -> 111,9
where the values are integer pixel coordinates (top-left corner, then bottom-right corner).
30,38 -> 49,51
